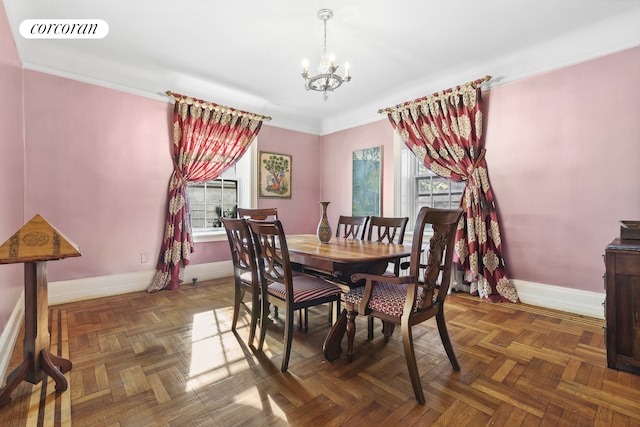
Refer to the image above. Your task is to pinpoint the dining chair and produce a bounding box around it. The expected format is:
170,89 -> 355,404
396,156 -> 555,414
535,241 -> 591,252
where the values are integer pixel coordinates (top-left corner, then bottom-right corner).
237,208 -> 289,324
248,219 -> 342,373
364,215 -> 409,338
220,217 -> 262,347
237,207 -> 278,221
344,206 -> 463,404
238,207 -> 322,332
366,216 -> 409,273
335,215 -> 369,240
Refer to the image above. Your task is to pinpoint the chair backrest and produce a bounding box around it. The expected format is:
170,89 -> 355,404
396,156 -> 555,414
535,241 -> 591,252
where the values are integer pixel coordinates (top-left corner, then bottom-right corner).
407,207 -> 463,310
247,219 -> 293,300
220,217 -> 259,286
237,208 -> 278,221
335,215 -> 369,239
367,216 -> 409,244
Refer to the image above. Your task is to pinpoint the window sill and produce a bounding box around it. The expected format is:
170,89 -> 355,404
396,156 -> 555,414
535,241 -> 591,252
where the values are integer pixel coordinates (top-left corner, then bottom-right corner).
192,230 -> 227,243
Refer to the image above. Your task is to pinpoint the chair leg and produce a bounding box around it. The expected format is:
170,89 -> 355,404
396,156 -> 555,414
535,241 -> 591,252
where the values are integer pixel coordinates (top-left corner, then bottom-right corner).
248,290 -> 259,346
382,321 -> 395,343
281,308 -> 294,372
232,283 -> 242,332
257,295 -> 269,352
402,323 -> 425,405
296,308 -> 309,332
436,310 -> 460,371
367,316 -> 374,340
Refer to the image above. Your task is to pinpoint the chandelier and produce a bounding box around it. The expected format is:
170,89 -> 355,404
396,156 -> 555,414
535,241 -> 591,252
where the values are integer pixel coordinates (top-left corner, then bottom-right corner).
302,9 -> 351,101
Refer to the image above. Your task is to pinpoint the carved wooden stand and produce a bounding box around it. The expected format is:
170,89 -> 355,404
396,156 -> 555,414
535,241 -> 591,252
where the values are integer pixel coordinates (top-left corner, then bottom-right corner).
0,214 -> 81,408
0,262 -> 72,407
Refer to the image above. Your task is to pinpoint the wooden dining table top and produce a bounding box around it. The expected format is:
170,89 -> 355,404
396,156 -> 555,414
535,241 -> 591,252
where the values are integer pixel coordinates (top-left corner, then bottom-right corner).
285,234 -> 413,263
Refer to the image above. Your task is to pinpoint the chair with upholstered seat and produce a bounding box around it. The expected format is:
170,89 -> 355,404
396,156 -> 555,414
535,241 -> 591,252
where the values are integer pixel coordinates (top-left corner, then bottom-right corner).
237,208 -> 292,325
248,219 -> 342,372
343,207 -> 463,404
364,215 -> 409,337
238,207 -> 323,332
335,215 -> 369,240
220,217 -> 261,347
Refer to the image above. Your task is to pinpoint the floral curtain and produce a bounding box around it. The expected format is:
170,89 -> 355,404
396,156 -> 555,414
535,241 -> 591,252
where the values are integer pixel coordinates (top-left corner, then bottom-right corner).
382,77 -> 518,303
148,92 -> 271,292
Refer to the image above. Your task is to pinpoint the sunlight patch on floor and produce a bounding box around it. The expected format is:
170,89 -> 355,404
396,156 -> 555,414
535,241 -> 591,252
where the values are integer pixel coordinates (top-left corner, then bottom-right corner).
186,309 -> 254,392
233,386 -> 288,422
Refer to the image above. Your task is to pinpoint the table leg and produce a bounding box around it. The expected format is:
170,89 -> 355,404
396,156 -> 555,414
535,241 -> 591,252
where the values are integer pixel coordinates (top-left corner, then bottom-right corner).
0,261 -> 74,408
323,309 -> 347,361
41,350 -> 72,392
0,358 -> 31,407
0,348 -> 73,408
346,310 -> 358,362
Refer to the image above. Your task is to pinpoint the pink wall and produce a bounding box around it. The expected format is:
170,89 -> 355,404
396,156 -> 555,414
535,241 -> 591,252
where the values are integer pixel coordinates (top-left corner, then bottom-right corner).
0,3 -> 26,334
320,47 -> 640,294
24,71 -> 174,281
486,46 -> 640,293
320,120 -> 395,227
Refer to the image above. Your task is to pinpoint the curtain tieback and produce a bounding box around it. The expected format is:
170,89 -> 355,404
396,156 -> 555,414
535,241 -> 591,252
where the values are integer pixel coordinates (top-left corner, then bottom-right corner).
169,170 -> 188,191
467,148 -> 486,178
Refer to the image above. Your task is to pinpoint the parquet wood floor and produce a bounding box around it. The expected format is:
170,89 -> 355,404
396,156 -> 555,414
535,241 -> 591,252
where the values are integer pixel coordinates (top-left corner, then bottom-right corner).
1,277 -> 639,426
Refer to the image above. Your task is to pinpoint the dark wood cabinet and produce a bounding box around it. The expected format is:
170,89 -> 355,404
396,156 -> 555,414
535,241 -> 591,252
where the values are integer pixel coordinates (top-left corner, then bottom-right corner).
605,239 -> 640,375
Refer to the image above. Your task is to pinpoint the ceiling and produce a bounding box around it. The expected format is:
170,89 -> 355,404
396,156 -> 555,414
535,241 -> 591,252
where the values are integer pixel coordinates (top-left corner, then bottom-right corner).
4,1 -> 640,135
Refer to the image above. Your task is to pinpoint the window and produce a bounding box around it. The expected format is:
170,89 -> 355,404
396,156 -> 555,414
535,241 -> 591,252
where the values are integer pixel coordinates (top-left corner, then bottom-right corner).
395,134 -> 464,230
189,178 -> 238,229
187,142 -> 257,240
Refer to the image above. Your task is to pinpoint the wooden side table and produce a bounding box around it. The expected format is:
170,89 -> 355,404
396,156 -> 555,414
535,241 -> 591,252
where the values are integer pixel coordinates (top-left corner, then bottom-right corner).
604,238 -> 640,375
0,215 -> 81,407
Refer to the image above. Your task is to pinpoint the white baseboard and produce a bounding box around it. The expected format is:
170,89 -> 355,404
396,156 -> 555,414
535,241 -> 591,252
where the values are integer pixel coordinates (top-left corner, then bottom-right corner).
0,290 -> 24,382
512,279 -> 605,319
48,261 -> 234,305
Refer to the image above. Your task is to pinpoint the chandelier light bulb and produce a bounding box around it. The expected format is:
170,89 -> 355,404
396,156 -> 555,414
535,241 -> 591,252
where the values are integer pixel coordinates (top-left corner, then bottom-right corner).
301,8 -> 352,101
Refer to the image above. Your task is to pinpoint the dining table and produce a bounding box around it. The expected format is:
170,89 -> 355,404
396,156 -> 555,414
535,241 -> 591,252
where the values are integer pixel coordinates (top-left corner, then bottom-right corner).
285,234 -> 414,361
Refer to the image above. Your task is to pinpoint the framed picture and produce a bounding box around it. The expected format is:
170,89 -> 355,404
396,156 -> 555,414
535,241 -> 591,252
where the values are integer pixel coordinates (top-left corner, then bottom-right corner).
258,151 -> 292,198
352,146 -> 382,216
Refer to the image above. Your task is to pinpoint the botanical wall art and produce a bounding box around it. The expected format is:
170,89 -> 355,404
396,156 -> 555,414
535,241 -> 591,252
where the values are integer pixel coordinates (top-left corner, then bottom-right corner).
258,151 -> 292,198
352,146 -> 381,216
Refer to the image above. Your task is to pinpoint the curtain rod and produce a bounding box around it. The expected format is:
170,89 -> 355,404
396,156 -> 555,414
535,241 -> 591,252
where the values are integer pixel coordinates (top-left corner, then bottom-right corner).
165,91 -> 272,121
377,75 -> 492,114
